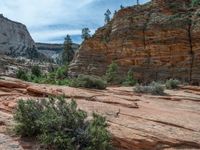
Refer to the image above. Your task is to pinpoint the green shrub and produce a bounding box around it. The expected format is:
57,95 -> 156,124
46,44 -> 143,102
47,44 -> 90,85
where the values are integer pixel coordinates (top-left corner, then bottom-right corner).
16,69 -> 28,81
14,99 -> 43,136
134,81 -> 165,95
56,79 -> 71,85
165,79 -> 180,89
70,74 -> 107,90
31,65 -> 42,77
105,62 -> 118,84
192,0 -> 200,7
123,69 -> 137,86
55,66 -> 68,79
134,84 -> 150,94
14,97 -> 112,150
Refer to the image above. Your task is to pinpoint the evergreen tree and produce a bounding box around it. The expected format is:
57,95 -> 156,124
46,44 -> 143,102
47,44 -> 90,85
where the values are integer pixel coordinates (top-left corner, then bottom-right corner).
120,5 -> 124,9
62,35 -> 74,64
105,61 -> 118,83
81,28 -> 91,40
114,10 -> 117,16
104,9 -> 111,24
137,0 -> 139,5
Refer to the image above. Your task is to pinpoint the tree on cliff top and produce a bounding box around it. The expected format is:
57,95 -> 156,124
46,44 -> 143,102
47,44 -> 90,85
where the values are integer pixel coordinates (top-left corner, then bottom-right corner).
104,9 -> 111,24
120,5 -> 124,9
62,35 -> 74,64
137,0 -> 139,5
81,28 -> 91,40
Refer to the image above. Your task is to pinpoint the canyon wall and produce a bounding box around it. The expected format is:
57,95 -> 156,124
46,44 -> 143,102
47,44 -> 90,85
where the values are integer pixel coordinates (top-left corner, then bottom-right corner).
69,0 -> 200,84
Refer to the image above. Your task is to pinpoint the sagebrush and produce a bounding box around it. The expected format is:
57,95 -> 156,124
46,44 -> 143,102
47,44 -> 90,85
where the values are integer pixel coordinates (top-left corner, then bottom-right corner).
14,97 -> 112,150
70,74 -> 107,90
165,79 -> 180,89
134,81 -> 165,95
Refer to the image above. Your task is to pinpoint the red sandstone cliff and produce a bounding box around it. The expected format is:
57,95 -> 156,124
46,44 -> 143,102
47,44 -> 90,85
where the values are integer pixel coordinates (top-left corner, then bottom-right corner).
69,0 -> 200,84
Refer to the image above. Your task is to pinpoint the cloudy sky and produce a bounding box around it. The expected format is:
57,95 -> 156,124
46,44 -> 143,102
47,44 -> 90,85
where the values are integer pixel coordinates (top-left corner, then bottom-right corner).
0,0 -> 149,44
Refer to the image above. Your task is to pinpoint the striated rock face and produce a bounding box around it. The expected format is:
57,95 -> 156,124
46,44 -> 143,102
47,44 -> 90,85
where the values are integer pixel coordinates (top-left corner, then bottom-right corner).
0,77 -> 200,149
69,0 -> 200,84
0,14 -> 40,59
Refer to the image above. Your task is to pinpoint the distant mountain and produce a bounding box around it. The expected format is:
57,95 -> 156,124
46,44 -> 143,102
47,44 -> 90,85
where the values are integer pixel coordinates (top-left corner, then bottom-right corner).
36,42 -> 79,60
0,14 -> 46,60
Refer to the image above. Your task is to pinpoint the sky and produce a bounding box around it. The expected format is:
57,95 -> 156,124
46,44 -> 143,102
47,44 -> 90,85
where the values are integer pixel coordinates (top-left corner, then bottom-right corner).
0,0 -> 149,44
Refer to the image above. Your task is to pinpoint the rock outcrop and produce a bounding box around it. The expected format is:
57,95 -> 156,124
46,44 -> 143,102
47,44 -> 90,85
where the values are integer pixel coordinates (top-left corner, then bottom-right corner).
0,54 -> 57,77
0,77 -> 200,149
69,0 -> 200,84
0,14 -> 42,59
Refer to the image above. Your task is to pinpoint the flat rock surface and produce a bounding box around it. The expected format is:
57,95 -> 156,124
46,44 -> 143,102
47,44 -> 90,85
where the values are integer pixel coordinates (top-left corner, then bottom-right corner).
0,77 -> 200,150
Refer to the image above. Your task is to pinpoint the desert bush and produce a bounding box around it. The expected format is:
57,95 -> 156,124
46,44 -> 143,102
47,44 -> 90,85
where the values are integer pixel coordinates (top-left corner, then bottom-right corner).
70,74 -> 107,90
123,69 -> 137,86
105,62 -> 118,84
165,79 -> 180,89
134,81 -> 165,95
16,69 -> 28,81
55,66 -> 68,79
192,0 -> 200,7
31,65 -> 42,77
14,97 -> 112,150
16,65 -> 70,86
14,99 -> 43,136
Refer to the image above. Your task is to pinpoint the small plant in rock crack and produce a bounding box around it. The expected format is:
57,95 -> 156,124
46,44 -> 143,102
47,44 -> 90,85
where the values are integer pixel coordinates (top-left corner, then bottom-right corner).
14,96 -> 112,150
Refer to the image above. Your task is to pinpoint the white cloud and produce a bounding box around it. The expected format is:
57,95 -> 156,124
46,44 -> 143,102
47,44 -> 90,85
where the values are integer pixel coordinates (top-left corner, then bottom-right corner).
31,28 -> 95,43
0,0 -> 149,43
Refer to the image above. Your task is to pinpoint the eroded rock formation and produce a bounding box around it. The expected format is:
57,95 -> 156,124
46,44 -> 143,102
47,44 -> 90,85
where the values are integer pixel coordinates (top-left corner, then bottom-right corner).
0,77 -> 200,149
69,0 -> 200,84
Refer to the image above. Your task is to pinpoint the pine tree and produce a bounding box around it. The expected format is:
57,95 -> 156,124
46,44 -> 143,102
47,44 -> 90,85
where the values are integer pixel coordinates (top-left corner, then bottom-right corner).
114,10 -> 117,16
137,0 -> 139,5
104,9 -> 111,24
62,35 -> 74,64
81,28 -> 91,40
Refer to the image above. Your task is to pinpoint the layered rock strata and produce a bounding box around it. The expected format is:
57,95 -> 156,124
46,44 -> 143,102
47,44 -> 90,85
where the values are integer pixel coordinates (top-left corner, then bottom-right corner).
69,0 -> 200,84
